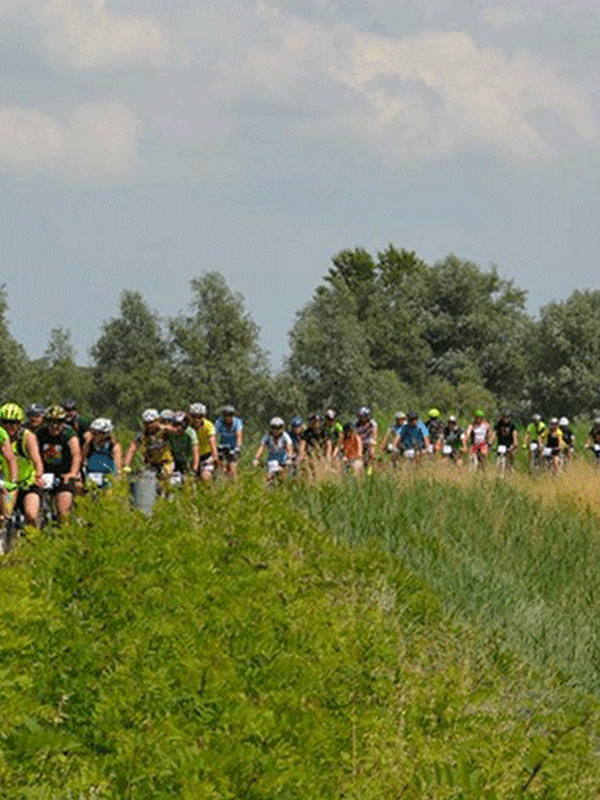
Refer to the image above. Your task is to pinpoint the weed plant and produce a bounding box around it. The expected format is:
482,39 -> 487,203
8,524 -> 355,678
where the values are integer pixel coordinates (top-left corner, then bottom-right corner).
0,478 -> 599,797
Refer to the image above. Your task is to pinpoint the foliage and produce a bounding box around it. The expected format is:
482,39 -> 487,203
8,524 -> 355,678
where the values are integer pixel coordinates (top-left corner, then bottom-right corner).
169,273 -> 272,421
1,480 -> 600,797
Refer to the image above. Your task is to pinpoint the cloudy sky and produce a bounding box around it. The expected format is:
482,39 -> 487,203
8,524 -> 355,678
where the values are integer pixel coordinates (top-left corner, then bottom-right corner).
2,0 -> 600,366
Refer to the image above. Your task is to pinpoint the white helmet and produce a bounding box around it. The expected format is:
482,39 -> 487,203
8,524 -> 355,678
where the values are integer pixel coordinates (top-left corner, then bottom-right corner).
395,411 -> 406,420
189,402 -> 207,416
160,408 -> 174,422
142,408 -> 160,423
559,416 -> 569,426
90,417 -> 113,434
269,416 -> 284,428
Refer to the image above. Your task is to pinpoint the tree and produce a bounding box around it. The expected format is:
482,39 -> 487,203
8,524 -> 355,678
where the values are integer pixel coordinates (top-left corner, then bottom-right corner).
169,273 -> 271,420
525,290 -> 600,418
0,285 -> 28,403
89,290 -> 172,426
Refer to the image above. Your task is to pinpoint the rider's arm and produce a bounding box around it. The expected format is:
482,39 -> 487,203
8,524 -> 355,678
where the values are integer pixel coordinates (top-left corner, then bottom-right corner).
24,431 -> 44,485
252,442 -> 265,466
236,423 -> 243,451
511,428 -> 518,450
191,440 -> 200,473
423,435 -> 430,451
124,439 -> 138,467
1,440 -> 18,483
113,442 -> 123,474
209,434 -> 218,462
66,435 -> 81,480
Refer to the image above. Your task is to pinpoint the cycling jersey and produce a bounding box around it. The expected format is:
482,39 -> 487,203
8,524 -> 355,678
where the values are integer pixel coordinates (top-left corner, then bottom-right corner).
442,425 -> 463,449
324,421 -> 343,442
560,427 -> 574,446
168,427 -> 198,464
341,432 -> 361,460
0,428 -> 36,487
214,417 -> 242,450
545,429 -> 563,452
356,419 -> 378,445
86,440 -> 118,475
135,427 -> 173,468
468,421 -> 491,447
301,427 -> 328,455
495,420 -> 516,447
195,419 -> 216,456
262,432 -> 292,464
397,423 -> 426,450
526,421 -> 547,442
68,414 -> 90,448
589,425 -> 600,444
37,425 -> 77,475
425,419 -> 443,443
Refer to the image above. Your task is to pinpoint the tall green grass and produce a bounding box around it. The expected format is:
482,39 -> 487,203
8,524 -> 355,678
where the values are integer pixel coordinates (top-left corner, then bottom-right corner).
0,478 -> 600,798
293,470 -> 600,693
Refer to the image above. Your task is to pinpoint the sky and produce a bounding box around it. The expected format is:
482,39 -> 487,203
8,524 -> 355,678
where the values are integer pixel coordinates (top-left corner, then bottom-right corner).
2,0 -> 600,368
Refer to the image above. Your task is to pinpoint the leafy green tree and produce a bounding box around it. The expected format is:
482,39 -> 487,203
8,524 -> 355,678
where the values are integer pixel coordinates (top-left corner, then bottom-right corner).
525,290 -> 600,417
89,290 -> 172,426
169,272 -> 271,420
0,285 -> 28,403
287,278 -> 374,413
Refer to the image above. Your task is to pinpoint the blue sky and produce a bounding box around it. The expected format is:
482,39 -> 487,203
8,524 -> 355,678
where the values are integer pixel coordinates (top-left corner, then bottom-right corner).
2,0 -> 600,368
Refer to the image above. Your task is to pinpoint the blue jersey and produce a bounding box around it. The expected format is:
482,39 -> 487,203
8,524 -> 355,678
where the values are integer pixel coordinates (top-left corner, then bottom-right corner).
86,441 -> 117,474
262,432 -> 292,464
398,423 -> 426,450
215,417 -> 243,449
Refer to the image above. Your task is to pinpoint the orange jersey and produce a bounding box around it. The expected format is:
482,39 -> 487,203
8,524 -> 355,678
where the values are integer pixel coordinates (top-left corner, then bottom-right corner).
341,433 -> 362,460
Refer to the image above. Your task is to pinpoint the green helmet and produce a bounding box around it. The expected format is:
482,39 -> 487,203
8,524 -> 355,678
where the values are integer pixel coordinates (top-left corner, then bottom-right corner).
474,409 -> 485,418
428,408 -> 440,418
44,404 -> 67,421
0,403 -> 24,422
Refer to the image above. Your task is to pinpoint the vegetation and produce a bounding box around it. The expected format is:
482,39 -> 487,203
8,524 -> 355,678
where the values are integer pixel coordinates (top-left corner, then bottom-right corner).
2,246 -> 600,424
1,476 -> 600,797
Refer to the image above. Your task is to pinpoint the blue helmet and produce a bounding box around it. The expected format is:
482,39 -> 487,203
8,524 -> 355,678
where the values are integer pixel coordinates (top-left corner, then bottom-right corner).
290,416 -> 304,428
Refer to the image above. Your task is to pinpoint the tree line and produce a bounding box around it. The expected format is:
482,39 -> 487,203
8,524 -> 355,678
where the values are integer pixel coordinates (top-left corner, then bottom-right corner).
2,247 -> 599,427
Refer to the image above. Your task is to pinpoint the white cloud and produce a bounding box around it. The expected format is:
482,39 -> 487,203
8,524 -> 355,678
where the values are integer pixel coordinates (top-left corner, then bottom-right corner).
244,9 -> 599,163
0,102 -> 142,178
0,0 -> 167,69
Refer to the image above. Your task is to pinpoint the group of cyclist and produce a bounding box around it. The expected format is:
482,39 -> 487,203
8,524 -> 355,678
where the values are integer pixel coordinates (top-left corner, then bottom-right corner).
1,398 -> 599,532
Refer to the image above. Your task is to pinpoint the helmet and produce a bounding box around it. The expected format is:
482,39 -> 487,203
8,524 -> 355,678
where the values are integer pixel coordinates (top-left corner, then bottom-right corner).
142,408 -> 160,423
428,408 -> 440,419
407,411 -> 418,421
474,409 -> 484,418
395,411 -> 406,420
308,412 -> 323,423
45,405 -> 67,421
62,399 -> 77,412
160,408 -> 174,422
173,411 -> 188,426
559,416 -> 569,426
0,403 -> 24,422
448,414 -> 457,423
222,404 -> 236,416
189,402 -> 207,416
26,403 -> 45,417
358,406 -> 370,417
324,409 -> 336,420
90,418 -> 113,434
550,417 -> 559,426
290,416 -> 304,428
533,414 -> 542,422
270,416 -> 284,428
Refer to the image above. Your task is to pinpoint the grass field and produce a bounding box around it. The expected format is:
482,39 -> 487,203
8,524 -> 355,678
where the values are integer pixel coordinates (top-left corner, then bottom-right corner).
1,472 -> 600,798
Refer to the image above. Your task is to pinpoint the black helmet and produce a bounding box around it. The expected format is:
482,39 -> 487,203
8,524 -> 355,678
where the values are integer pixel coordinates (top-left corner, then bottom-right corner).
62,399 -> 77,412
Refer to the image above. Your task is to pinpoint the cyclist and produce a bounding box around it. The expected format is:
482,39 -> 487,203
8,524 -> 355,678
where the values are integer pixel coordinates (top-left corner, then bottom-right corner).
393,411 -> 430,461
494,410 -> 518,469
355,406 -> 378,470
252,417 -> 293,479
25,404 -> 45,434
323,409 -> 343,450
441,415 -> 463,464
124,409 -> 174,479
559,416 -> 575,462
585,417 -> 600,462
62,399 -> 91,450
37,405 -> 81,521
463,410 -> 493,470
166,411 -> 200,477
299,413 -> 331,461
424,408 -> 444,455
188,403 -> 218,482
82,418 -> 122,482
0,403 -> 44,528
214,405 -> 243,478
288,416 -> 305,459
336,422 -> 363,473
0,405 -> 24,529
380,412 -> 406,463
542,417 -> 563,473
160,408 -> 174,424
523,414 -> 547,469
